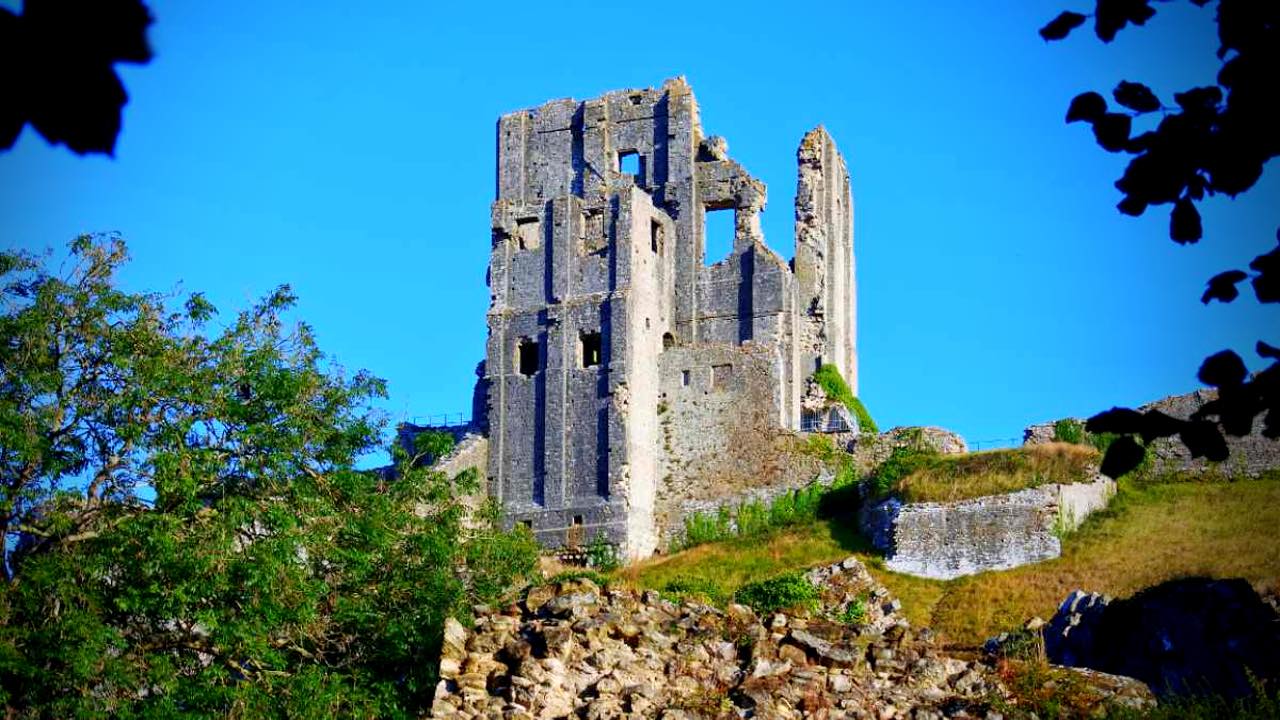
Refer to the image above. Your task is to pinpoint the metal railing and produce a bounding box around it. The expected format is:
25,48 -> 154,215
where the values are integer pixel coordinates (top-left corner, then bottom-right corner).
409,412 -> 472,428
968,436 -> 1023,451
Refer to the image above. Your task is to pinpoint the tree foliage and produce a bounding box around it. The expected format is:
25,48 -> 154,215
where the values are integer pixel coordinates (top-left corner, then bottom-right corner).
0,235 -> 538,717
1041,0 -> 1279,476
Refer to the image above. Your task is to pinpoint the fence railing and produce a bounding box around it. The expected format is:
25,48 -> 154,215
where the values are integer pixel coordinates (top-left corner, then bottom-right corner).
409,413 -> 472,428
968,436 -> 1024,451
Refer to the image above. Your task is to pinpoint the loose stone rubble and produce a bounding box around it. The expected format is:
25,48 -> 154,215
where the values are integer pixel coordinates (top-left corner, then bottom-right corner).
431,557 -> 1009,719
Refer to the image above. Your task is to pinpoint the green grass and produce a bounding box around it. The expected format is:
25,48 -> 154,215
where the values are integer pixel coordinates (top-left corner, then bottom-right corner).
618,473 -> 1280,650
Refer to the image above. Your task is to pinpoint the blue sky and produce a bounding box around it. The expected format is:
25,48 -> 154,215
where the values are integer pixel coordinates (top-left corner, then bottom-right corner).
2,1 -> 1275,452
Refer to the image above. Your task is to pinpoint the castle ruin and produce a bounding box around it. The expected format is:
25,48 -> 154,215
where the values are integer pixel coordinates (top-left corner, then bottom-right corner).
480,78 -> 857,559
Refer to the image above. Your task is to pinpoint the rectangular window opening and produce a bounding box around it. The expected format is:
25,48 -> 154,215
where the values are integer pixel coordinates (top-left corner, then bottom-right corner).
572,515 -> 584,526
618,150 -> 642,184
711,363 -> 733,391
519,519 -> 533,530
681,369 -> 690,387
517,337 -> 540,376
704,207 -> 735,266
580,331 -> 602,368
516,217 -> 541,251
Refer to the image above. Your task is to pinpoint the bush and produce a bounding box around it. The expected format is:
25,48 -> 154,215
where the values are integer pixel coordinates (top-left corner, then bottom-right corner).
734,572 -> 820,615
546,570 -> 611,587
586,533 -> 620,572
1053,418 -> 1086,445
838,597 -> 867,626
870,444 -> 939,498
813,364 -> 878,434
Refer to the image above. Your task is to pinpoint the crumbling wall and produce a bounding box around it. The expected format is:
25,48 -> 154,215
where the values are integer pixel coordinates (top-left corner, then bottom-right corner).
481,79 -> 859,560
653,343 -> 823,544
794,127 -> 856,392
859,476 -> 1115,580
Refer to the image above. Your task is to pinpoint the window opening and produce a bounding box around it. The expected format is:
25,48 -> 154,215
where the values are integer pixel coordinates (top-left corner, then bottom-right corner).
580,331 -> 602,368
618,150 -> 642,184
711,363 -> 732,390
681,369 -> 690,387
516,217 -> 541,250
704,207 -> 734,265
663,332 -> 675,351
650,218 -> 664,254
517,338 -> 539,376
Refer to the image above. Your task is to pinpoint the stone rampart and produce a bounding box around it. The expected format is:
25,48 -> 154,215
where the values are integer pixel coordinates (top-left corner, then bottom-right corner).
859,476 -> 1115,580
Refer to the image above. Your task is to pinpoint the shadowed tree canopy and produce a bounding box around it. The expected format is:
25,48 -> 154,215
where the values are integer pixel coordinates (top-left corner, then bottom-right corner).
0,0 -> 154,156
1041,0 -> 1278,477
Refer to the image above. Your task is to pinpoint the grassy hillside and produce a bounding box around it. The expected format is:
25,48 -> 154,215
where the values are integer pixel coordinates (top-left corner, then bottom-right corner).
616,472 -> 1280,648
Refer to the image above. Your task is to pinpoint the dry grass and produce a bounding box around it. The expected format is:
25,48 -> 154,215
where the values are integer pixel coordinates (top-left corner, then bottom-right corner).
616,475 -> 1280,650
930,477 -> 1280,646
896,442 -> 1098,504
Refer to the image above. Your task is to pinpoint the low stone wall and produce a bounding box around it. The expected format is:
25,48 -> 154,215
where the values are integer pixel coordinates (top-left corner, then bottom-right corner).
1024,388 -> 1280,478
859,476 -> 1115,580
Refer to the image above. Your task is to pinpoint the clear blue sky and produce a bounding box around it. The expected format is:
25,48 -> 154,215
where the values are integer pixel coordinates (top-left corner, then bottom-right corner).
2,1 -> 1275,451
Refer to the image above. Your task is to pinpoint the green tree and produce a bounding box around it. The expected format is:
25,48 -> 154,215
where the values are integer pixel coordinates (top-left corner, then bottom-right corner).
1040,0 -> 1278,477
0,235 -> 537,718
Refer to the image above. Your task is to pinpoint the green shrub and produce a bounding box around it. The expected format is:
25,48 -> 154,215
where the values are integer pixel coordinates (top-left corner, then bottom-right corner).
734,572 -> 819,615
838,597 -> 867,626
1052,418 -> 1086,445
813,364 -> 878,434
586,533 -> 620,572
661,575 -> 730,605
870,444 -> 939,498
677,506 -> 734,550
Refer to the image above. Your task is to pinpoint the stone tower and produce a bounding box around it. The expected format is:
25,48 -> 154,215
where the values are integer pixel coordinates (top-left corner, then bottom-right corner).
483,78 -> 856,560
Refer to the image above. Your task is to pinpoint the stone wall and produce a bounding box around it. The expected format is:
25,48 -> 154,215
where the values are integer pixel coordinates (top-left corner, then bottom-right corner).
653,342 -> 824,546
859,476 -> 1116,580
1024,388 -> 1280,478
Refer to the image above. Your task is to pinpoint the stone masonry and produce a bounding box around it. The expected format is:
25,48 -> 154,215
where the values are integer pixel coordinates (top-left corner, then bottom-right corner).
481,78 -> 857,560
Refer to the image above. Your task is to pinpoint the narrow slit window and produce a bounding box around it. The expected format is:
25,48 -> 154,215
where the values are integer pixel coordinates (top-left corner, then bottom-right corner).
681,369 -> 690,387
517,337 -> 539,376
650,218 -> 664,254
580,331 -> 602,368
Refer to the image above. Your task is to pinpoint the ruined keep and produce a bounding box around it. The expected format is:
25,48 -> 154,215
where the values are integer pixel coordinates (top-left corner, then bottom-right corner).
481,78 -> 856,560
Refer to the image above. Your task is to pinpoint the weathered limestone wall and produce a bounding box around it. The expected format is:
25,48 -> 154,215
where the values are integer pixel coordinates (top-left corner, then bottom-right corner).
653,343 -> 826,545
860,476 -> 1116,580
1023,388 -> 1280,478
481,79 -> 859,560
794,127 -> 856,392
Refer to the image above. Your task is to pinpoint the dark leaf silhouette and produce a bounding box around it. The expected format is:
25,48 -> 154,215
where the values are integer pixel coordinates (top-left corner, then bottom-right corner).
1100,435 -> 1146,478
1138,410 -> 1186,444
1179,420 -> 1230,461
1066,92 -> 1108,124
1086,407 -> 1146,435
1174,86 -> 1223,113
1041,11 -> 1088,40
1198,350 -> 1248,389
1201,270 -> 1248,304
0,0 -> 153,156
1049,0 -> 1278,467
1250,242 -> 1280,303
1092,113 -> 1132,152
1095,0 -> 1156,42
1170,198 -> 1202,244
1113,80 -> 1161,113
